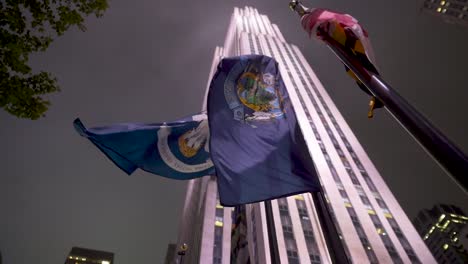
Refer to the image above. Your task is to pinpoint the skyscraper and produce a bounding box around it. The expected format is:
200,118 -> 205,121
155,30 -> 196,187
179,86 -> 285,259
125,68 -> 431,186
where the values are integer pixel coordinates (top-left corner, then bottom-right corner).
174,7 -> 436,264
413,204 -> 468,263
421,0 -> 468,28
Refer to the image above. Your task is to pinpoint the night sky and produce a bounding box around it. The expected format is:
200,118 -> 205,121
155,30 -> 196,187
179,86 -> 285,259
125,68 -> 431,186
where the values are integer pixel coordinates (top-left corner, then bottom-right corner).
1,0 -> 467,263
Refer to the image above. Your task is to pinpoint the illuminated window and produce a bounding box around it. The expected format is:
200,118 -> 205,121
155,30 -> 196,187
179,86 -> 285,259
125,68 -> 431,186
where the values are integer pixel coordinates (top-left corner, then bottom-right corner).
437,7 -> 443,11
438,214 -> 446,222
384,213 -> 393,218
294,194 -> 304,200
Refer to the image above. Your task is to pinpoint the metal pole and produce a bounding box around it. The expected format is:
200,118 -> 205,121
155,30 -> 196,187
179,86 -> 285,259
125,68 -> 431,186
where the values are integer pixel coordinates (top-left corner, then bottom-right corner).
320,32 -> 468,194
264,201 -> 281,264
312,192 -> 350,264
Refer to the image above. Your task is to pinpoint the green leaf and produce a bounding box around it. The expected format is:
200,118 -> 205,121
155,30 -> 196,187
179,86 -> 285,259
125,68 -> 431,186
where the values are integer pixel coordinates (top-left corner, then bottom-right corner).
0,0 -> 109,120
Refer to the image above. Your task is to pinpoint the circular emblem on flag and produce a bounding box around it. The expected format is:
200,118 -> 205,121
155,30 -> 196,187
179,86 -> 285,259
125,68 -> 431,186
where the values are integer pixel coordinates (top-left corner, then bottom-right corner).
224,61 -> 284,125
157,118 -> 213,175
178,123 -> 207,158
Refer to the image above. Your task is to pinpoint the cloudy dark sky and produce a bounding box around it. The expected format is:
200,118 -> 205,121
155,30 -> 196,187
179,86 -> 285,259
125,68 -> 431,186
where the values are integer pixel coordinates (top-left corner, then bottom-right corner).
1,0 -> 467,263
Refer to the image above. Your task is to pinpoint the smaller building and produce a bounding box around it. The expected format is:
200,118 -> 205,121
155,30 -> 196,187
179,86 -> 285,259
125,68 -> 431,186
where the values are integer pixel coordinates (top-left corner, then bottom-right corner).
421,0 -> 468,28
164,243 -> 176,264
413,204 -> 468,263
64,247 -> 114,264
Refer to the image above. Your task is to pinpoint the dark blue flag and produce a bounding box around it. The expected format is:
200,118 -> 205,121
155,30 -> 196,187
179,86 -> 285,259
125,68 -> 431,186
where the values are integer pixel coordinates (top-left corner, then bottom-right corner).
208,55 -> 321,206
74,114 -> 214,179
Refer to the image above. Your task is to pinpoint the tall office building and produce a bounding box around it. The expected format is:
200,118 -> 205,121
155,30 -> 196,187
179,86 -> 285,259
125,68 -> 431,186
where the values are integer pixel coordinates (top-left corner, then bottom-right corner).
413,204 -> 468,263
421,0 -> 468,28
174,7 -> 436,264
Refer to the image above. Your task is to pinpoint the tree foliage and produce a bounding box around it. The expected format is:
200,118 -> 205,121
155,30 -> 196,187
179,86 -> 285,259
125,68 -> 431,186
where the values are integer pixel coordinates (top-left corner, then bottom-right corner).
0,0 -> 108,119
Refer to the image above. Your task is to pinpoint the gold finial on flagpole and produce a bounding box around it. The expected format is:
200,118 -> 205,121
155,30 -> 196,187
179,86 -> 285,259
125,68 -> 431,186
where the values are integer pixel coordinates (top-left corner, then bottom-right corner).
368,96 -> 376,118
289,0 -> 309,17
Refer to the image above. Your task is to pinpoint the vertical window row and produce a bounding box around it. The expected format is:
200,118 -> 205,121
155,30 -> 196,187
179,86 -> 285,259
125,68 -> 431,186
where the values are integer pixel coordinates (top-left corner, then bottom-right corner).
295,195 -> 321,264
247,34 -> 256,54
251,207 -> 260,264
347,207 -> 380,264
263,37 -> 356,262
262,38 -> 301,264
278,198 -> 301,264
254,35 -> 264,55
243,16 -> 250,33
288,45 -> 421,264
387,217 -> 421,263
213,198 -> 224,264
280,41 -> 384,262
369,213 -> 403,264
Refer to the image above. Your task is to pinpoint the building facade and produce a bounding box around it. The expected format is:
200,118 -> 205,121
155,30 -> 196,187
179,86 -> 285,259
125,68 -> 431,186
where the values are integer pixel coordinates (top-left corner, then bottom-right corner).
413,204 -> 468,263
174,7 -> 436,264
64,247 -> 114,264
421,0 -> 468,28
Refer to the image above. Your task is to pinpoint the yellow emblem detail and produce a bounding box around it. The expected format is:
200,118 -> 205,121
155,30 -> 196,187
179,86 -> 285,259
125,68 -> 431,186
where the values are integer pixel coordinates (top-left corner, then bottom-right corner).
178,129 -> 201,158
237,72 -> 278,113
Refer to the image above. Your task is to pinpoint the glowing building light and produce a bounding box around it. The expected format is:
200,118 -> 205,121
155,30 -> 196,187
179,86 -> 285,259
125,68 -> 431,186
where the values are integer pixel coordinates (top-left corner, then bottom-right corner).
438,214 -> 446,223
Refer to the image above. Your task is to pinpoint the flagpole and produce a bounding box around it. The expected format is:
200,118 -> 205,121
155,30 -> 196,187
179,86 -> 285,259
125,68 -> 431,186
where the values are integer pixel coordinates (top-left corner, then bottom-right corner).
264,201 -> 281,264
319,32 -> 468,194
311,191 -> 350,263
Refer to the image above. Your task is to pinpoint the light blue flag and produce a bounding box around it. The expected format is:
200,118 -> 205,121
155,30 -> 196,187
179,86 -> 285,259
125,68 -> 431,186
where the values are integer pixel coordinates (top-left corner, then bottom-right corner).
208,55 -> 321,206
74,114 -> 214,179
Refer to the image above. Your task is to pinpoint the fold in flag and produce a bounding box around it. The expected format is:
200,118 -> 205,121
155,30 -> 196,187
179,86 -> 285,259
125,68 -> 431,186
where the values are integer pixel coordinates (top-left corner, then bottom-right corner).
301,8 -> 384,117
74,114 -> 214,179
208,55 -> 321,206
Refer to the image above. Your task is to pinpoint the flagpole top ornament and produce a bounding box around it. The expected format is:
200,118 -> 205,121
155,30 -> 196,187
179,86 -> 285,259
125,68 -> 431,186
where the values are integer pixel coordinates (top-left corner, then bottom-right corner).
177,243 -> 188,255
289,0 -> 309,17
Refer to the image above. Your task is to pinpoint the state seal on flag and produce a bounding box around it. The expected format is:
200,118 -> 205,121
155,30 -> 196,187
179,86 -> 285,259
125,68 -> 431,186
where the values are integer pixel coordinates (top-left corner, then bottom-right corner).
224,60 -> 285,125
157,119 -> 213,174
